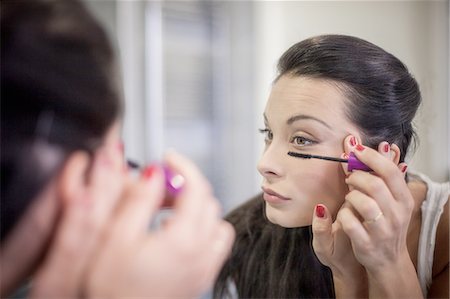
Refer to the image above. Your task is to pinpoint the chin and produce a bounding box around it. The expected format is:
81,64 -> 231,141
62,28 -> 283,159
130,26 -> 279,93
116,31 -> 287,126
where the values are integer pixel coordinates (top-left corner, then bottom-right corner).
265,204 -> 311,228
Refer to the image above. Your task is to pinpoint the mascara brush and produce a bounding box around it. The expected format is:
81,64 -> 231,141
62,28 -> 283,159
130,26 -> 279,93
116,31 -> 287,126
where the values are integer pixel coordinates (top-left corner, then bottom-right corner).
287,152 -> 371,172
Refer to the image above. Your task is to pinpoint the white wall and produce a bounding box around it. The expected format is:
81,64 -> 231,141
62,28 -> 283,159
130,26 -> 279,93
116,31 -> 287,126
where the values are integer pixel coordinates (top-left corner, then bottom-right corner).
85,0 -> 449,213
253,0 -> 450,184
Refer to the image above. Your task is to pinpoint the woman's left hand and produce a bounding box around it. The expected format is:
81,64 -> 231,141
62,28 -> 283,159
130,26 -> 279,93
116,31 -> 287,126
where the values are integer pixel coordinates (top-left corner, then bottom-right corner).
30,142 -> 125,298
340,141 -> 423,298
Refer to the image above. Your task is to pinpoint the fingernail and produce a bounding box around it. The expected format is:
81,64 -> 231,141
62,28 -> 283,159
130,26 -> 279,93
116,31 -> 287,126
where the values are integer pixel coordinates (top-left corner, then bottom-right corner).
402,165 -> 408,173
356,144 -> 365,151
142,164 -> 158,180
384,143 -> 390,153
316,204 -> 325,218
350,136 -> 357,147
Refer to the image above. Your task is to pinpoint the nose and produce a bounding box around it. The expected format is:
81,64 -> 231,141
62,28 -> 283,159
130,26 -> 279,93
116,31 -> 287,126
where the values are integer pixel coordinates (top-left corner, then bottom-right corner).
257,143 -> 285,180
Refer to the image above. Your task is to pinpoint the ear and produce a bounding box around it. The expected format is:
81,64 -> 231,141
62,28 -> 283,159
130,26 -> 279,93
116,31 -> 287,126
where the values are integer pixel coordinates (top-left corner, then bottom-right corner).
389,143 -> 401,165
57,151 -> 91,206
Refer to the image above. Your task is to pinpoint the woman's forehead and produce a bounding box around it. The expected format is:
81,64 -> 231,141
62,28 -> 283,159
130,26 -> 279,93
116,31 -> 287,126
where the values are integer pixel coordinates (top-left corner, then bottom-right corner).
266,76 -> 349,124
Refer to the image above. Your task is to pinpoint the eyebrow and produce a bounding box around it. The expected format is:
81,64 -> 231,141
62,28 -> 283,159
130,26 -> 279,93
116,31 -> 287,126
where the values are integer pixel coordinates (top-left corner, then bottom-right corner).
286,114 -> 332,129
264,113 -> 332,130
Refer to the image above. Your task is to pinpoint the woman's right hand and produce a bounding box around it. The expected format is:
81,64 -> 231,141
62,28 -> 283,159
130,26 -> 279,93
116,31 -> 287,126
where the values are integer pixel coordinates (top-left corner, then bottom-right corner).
85,150 -> 235,298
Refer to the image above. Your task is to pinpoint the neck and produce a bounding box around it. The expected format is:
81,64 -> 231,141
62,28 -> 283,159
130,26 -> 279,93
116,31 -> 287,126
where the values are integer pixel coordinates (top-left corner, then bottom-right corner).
0,182 -> 60,296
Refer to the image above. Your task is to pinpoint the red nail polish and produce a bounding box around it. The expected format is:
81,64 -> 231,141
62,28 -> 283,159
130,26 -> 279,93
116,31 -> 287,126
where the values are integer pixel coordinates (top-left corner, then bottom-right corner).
356,144 -> 365,151
316,204 -> 325,218
402,165 -> 408,173
350,136 -> 357,147
384,143 -> 390,153
142,165 -> 157,180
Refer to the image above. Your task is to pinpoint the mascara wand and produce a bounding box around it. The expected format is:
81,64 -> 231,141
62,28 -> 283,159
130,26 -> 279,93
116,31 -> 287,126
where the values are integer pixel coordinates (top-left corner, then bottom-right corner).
287,152 -> 371,172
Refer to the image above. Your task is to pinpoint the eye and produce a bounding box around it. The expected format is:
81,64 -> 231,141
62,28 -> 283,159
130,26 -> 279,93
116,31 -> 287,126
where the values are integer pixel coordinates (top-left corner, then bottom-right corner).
291,135 -> 315,147
259,128 -> 273,142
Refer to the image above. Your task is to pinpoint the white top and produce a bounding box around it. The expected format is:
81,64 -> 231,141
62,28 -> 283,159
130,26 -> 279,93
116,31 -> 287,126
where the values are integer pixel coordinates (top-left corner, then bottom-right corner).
412,172 -> 449,297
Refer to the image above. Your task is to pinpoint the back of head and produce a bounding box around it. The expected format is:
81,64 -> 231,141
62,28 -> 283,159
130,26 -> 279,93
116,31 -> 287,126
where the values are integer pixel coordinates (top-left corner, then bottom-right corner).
1,0 -> 122,241
277,34 -> 422,163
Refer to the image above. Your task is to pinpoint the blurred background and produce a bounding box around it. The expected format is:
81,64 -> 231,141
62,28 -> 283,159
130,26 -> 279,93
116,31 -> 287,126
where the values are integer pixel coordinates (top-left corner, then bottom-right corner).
84,0 -> 449,214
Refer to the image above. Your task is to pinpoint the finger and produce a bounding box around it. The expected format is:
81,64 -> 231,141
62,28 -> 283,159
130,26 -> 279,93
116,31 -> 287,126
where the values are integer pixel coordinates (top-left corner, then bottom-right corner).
341,152 -> 356,192
311,204 -> 334,264
159,215 -> 173,229
345,171 -> 396,217
33,187 -> 99,296
163,150 -> 214,223
398,162 -> 408,178
377,141 -> 392,160
199,221 -> 235,288
341,152 -> 350,178
198,198 -> 222,239
166,195 -> 222,239
345,189 -> 383,220
333,201 -> 361,254
87,148 -> 125,232
337,206 -> 371,249
341,135 -> 358,176
345,190 -> 388,234
350,145 -> 412,206
110,164 -> 165,243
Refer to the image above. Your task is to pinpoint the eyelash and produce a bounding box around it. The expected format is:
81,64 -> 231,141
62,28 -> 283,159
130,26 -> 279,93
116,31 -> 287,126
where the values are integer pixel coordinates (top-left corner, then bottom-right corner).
259,128 -> 273,141
258,128 -> 316,147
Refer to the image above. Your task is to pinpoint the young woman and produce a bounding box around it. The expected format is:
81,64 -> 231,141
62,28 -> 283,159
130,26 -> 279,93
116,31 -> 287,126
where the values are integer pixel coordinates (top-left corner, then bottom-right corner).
1,0 -> 234,297
214,35 -> 449,298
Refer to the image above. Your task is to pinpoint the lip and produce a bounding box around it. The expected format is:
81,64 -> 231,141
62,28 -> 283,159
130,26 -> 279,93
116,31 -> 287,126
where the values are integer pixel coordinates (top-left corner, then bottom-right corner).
261,187 -> 291,204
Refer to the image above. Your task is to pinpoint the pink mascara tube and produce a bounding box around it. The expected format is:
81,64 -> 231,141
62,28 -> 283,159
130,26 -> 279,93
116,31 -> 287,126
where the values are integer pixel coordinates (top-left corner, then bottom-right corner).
127,160 -> 185,207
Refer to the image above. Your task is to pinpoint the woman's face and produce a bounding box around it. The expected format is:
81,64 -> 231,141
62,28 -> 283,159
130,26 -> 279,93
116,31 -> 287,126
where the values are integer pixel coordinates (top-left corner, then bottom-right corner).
257,75 -> 361,227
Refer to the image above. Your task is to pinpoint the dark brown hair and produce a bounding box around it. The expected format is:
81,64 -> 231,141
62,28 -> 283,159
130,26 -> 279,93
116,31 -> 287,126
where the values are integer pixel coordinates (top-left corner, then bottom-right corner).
277,34 -> 421,162
1,0 -> 123,240
215,195 -> 334,298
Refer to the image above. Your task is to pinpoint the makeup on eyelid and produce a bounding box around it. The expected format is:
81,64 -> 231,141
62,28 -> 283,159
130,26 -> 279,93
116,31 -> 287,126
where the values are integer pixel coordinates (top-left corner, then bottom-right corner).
127,160 -> 185,207
259,129 -> 318,146
287,151 -> 371,172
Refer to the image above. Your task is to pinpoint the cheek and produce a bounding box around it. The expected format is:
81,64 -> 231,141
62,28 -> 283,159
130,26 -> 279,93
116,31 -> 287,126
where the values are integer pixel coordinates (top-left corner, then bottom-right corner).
272,163 -> 348,227
298,165 -> 348,214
